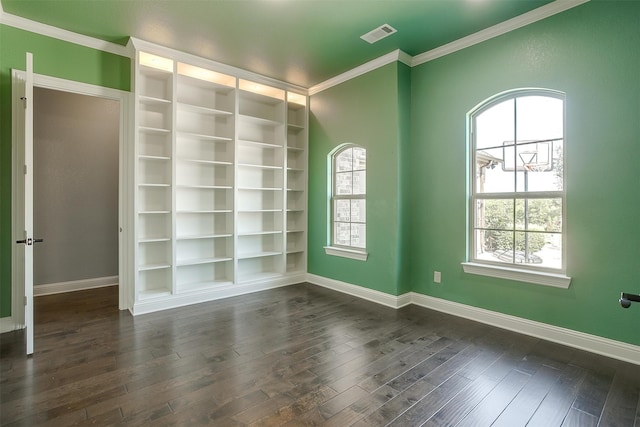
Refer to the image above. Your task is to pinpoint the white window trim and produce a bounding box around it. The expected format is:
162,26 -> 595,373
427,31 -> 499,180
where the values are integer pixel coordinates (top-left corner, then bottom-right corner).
466,89 -> 569,286
328,144 -> 367,255
324,245 -> 369,261
461,262 -> 571,288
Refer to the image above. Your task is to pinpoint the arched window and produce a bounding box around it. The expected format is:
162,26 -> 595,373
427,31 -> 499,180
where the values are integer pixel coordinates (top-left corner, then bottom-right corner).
327,144 -> 367,256
465,89 -> 569,286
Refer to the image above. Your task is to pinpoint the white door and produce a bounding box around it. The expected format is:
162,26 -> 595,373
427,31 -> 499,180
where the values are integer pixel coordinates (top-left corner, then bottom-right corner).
15,53 -> 36,355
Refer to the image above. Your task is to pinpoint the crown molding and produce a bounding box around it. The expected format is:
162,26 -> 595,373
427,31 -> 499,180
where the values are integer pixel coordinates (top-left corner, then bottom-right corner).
411,0 -> 590,67
308,49 -> 410,96
310,0 -> 590,95
0,9 -> 129,57
2,0 -> 590,95
397,50 -> 413,67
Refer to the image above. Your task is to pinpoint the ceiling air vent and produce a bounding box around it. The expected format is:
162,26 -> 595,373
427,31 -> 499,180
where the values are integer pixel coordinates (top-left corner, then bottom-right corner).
360,24 -> 397,44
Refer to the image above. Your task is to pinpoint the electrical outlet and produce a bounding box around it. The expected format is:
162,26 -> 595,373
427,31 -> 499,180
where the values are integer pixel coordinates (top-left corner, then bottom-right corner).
434,271 -> 441,284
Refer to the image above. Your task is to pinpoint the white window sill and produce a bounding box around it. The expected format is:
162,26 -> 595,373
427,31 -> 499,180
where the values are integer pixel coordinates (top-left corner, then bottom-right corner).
324,246 -> 368,261
461,262 -> 571,289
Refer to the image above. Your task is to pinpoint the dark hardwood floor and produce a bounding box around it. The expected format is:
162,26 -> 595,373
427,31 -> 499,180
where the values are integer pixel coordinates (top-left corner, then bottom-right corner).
1,283 -> 639,426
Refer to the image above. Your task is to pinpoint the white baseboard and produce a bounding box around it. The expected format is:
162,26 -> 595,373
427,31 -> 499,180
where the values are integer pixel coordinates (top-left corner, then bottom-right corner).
306,273 -> 411,309
1,277 -> 118,333
132,273 -> 305,316
0,316 -> 18,334
410,293 -> 640,366
34,276 -> 118,297
305,274 -> 640,366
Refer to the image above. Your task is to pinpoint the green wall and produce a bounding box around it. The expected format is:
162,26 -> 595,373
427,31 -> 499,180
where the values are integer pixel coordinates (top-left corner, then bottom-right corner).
410,0 -> 640,346
0,25 -> 130,317
308,63 -> 405,296
308,1 -> 639,346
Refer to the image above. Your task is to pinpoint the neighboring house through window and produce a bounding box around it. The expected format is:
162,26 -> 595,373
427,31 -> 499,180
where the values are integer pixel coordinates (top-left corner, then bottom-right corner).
324,144 -> 368,261
462,89 -> 571,288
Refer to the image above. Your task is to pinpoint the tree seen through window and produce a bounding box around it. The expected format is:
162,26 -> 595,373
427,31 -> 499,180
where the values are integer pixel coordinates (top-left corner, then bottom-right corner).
471,91 -> 565,271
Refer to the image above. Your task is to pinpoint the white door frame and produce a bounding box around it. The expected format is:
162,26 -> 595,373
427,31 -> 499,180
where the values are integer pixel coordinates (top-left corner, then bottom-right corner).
11,71 -> 133,332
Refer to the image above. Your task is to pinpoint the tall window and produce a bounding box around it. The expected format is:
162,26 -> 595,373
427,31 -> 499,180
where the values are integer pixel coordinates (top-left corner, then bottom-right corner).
331,144 -> 366,250
469,90 -> 565,275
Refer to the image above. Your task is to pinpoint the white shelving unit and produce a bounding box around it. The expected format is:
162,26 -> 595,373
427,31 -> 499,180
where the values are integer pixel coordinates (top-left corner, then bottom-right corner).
131,41 -> 307,314
236,80 -> 286,283
174,63 -> 236,294
135,52 -> 174,301
285,93 -> 308,274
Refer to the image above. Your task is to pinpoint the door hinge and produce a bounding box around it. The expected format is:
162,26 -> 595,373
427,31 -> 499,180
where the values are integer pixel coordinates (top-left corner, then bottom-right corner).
24,165 -> 27,175
20,96 -> 27,109
24,296 -> 27,306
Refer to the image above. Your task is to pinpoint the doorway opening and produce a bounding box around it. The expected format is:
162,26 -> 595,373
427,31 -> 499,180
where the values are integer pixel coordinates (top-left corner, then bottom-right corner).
11,71 -> 131,344
33,87 -> 120,297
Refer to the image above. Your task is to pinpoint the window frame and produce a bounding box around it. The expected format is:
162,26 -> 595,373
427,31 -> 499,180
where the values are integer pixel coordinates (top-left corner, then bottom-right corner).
462,89 -> 571,288
324,143 -> 368,261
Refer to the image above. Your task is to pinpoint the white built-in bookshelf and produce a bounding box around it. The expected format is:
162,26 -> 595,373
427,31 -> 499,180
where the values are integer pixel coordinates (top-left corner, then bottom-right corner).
236,81 -> 285,283
285,94 -> 308,274
132,41 -> 307,314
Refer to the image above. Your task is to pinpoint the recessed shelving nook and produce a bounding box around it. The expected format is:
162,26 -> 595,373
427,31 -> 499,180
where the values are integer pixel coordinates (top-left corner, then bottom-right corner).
130,39 -> 307,314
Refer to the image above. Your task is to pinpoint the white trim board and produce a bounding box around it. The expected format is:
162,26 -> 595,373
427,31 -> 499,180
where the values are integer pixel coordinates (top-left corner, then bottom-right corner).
0,9 -> 128,57
410,293 -> 640,367
2,0 -> 589,96
308,49 -> 410,96
34,276 -> 118,297
308,0 -> 589,95
411,0 -> 590,67
305,274 -> 640,366
461,262 -> 571,289
0,317 -> 17,334
132,274 -> 305,316
307,273 -> 411,309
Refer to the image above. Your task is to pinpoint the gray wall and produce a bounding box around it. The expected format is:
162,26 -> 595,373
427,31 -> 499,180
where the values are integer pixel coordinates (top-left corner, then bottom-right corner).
33,87 -> 119,285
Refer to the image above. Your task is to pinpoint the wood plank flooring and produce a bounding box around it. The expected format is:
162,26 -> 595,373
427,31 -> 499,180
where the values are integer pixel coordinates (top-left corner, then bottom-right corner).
1,283 -> 639,426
